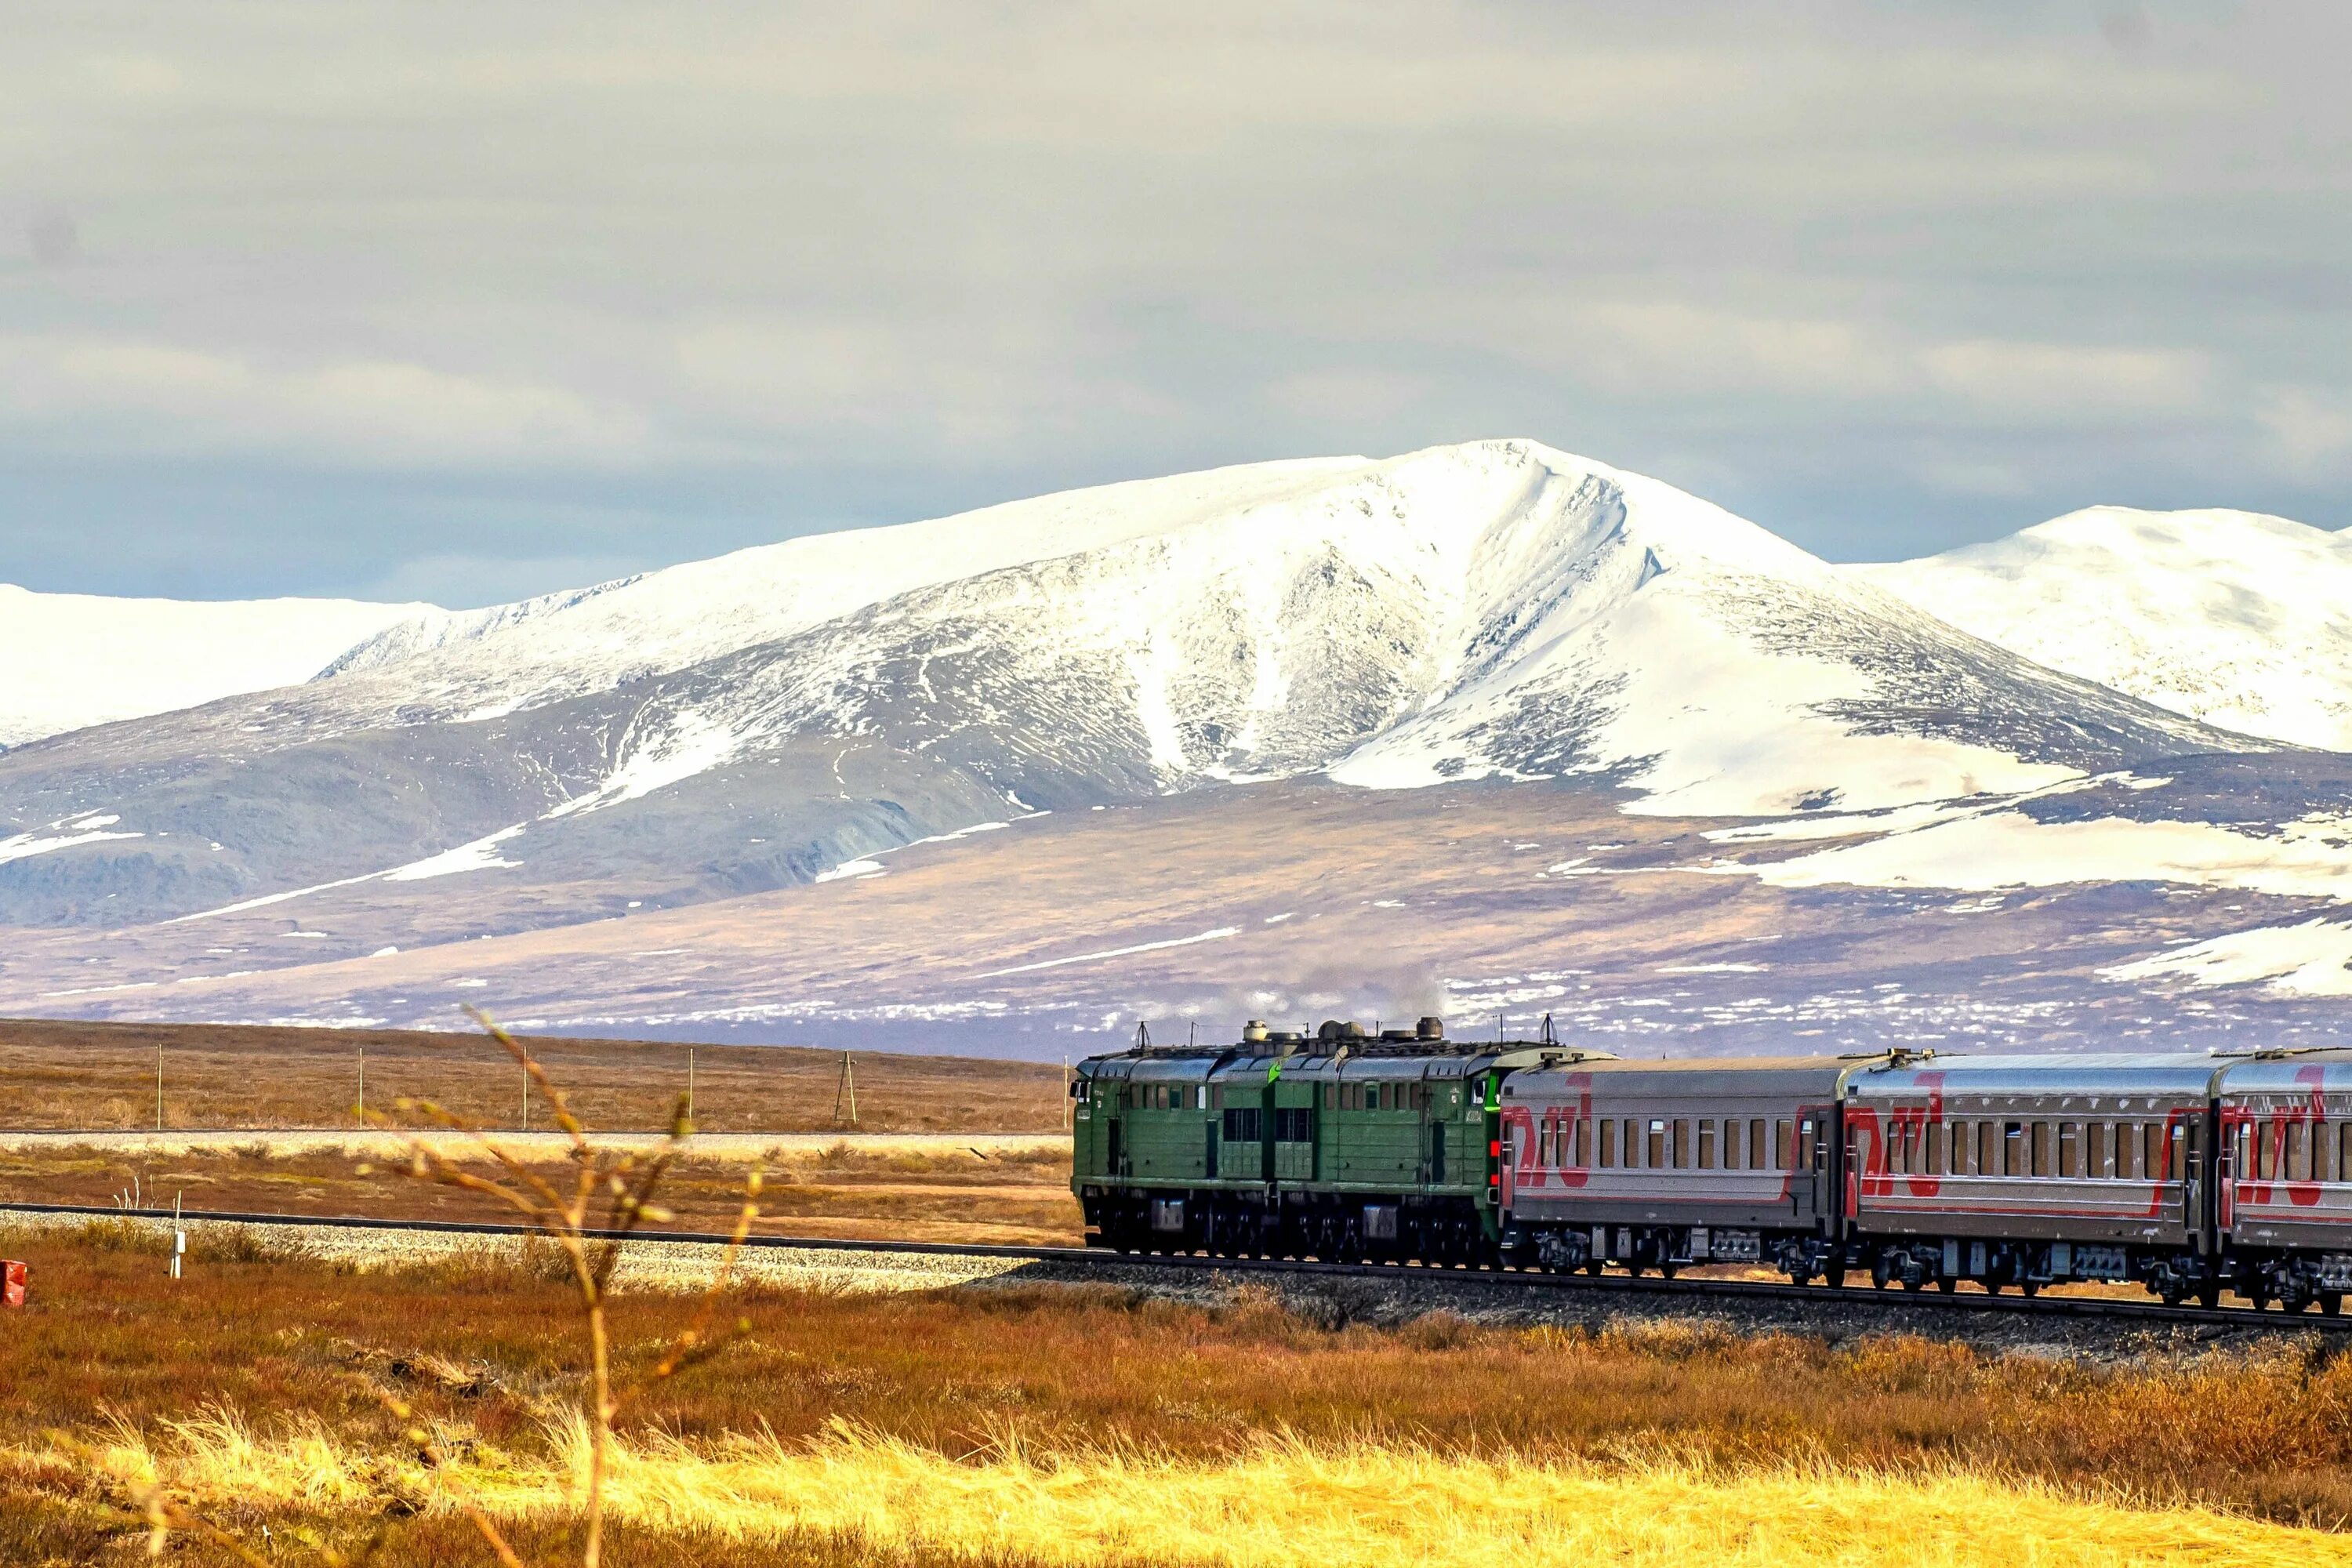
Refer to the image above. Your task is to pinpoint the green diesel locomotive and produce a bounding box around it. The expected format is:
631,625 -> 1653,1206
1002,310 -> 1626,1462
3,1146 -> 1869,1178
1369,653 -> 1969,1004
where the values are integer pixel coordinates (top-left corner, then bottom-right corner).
1070,1016 -> 1609,1261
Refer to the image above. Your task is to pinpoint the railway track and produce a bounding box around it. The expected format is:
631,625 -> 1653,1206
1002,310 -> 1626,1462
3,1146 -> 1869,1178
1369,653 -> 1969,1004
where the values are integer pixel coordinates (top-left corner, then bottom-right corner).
6,1198 -> 2345,1334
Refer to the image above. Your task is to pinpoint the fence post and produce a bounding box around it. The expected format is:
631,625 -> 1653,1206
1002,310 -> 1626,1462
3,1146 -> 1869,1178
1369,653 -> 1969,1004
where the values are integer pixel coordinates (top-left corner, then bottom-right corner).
833,1051 -> 858,1127
155,1044 -> 163,1132
688,1046 -> 696,1125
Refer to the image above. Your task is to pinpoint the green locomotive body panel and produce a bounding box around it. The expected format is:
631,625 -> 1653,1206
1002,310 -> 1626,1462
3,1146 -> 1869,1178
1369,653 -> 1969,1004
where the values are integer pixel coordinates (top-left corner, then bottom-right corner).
1072,1018 -> 1610,1257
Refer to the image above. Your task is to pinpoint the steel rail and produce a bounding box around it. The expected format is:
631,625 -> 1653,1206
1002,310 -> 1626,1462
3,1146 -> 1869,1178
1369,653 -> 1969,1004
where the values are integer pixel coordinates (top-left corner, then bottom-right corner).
5,1198 -> 2343,1333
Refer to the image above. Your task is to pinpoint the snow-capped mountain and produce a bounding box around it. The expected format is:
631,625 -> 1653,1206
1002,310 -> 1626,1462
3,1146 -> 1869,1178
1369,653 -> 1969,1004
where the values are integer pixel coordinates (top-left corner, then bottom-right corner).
5,439 -> 2351,1051
0,583 -> 435,750
0,441 -> 2244,935
1858,506 -> 2352,751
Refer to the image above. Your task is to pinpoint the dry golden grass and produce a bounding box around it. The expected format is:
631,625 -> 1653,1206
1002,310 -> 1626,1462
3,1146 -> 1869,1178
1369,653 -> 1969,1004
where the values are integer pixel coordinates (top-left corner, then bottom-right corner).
0,1015 -> 1065,1132
10,1215 -> 2352,1565
60,1410 -> 2352,1568
0,1135 -> 1081,1244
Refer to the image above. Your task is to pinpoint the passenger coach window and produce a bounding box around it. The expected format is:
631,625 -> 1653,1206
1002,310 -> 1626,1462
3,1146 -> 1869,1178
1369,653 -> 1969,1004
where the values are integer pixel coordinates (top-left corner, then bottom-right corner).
2118,1125 -> 2139,1180
2290,1123 -> 2312,1182
1774,1120 -> 1793,1170
2031,1123 -> 2052,1178
2002,1123 -> 2024,1177
1721,1119 -> 1740,1171
1926,1121 -> 1944,1174
2086,1123 -> 2107,1178
1750,1120 -> 1767,1170
1574,1118 -> 1589,1167
1698,1121 -> 1716,1170
2319,1123 -> 2337,1183
1649,1120 -> 1667,1169
2059,1123 -> 2081,1179
1599,1120 -> 1617,1168
1948,1121 -> 1969,1176
1672,1120 -> 1690,1169
2149,1123 -> 2170,1181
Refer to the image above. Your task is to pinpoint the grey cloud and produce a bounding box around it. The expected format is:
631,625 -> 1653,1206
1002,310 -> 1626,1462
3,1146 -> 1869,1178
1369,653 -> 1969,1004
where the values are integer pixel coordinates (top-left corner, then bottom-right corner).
0,2 -> 2347,603
24,205 -> 78,266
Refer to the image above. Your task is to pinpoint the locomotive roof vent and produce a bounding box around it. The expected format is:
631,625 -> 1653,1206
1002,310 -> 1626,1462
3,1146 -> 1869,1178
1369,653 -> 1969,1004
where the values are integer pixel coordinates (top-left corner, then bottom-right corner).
1417,1016 -> 1445,1040
1380,1028 -> 1417,1043
1242,1019 -> 1270,1043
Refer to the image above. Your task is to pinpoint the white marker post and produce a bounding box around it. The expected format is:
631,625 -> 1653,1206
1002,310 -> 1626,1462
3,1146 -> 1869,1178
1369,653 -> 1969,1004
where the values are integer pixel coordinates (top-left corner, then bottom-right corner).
172,1193 -> 184,1280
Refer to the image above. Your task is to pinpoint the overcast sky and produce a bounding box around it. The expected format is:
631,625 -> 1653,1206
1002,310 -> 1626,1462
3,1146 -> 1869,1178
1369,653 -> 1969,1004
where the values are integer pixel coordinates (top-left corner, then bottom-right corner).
2,2 -> 2347,607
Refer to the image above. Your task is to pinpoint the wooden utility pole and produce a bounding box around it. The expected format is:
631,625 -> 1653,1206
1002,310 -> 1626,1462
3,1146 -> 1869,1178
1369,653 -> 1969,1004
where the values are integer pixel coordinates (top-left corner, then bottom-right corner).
1061,1054 -> 1071,1132
832,1051 -> 858,1127
154,1044 -> 163,1132
687,1046 -> 697,1124
521,1060 -> 530,1132
357,1047 -> 365,1127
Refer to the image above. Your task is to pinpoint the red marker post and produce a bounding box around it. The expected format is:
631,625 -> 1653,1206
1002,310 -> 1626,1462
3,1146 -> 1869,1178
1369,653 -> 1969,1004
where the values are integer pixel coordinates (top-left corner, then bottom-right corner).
1,1261 -> 24,1308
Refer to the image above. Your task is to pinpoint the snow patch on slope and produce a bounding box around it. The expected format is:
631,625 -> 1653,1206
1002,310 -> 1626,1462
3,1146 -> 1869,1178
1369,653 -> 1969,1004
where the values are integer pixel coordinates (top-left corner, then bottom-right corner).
383,826 -> 527,881
318,456 -> 1368,717
0,584 -> 434,747
1732,806 -> 2352,902
0,815 -> 142,864
2106,918 -> 2352,998
1860,506 -> 2352,750
547,711 -> 740,819
1328,452 -> 2082,814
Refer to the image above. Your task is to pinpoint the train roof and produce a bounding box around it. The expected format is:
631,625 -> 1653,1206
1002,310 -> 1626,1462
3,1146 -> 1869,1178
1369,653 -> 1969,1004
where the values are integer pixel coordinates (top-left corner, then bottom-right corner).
1849,1053 -> 2228,1098
1076,1041 -> 1612,1080
1504,1054 -> 1859,1097
2212,1050 -> 2352,1093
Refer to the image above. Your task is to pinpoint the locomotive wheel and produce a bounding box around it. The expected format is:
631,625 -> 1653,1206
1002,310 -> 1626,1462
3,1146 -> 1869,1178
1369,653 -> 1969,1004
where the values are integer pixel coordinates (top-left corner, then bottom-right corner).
2019,1281 -> 2040,1298
1935,1277 -> 1955,1293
